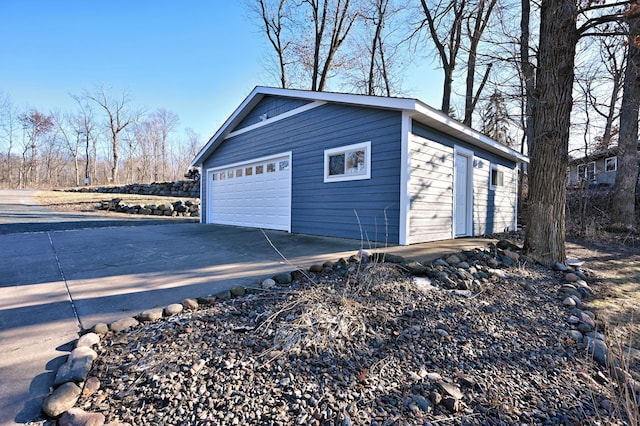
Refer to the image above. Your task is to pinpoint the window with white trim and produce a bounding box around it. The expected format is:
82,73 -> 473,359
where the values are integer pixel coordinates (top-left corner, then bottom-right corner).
605,156 -> 617,172
490,164 -> 504,190
324,141 -> 371,182
577,161 -> 596,181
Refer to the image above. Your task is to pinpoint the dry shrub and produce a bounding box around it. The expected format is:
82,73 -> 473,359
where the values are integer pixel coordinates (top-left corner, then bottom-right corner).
260,263 -> 411,358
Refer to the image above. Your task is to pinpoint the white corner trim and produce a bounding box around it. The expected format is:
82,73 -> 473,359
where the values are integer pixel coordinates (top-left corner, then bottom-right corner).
225,101 -> 326,139
399,112 -> 411,246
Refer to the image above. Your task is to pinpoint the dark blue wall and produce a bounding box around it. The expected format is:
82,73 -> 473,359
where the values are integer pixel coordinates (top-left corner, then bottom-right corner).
203,101 -> 402,244
235,96 -> 312,131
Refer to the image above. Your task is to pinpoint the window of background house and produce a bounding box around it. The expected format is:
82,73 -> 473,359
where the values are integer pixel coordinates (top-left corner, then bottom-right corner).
605,157 -> 617,172
324,141 -> 371,182
578,162 -> 596,181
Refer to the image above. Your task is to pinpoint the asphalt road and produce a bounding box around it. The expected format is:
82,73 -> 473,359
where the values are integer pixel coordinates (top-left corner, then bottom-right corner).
0,190 -> 193,235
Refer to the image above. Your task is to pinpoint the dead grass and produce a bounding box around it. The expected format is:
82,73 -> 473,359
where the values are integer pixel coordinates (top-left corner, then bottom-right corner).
258,263 -> 406,359
571,244 -> 640,351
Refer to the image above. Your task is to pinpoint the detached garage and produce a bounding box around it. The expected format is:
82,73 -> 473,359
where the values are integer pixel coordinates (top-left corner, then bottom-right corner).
191,87 -> 527,245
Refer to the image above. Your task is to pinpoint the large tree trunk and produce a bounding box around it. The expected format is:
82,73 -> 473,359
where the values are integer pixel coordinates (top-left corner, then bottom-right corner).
610,13 -> 640,232
523,0 -> 578,265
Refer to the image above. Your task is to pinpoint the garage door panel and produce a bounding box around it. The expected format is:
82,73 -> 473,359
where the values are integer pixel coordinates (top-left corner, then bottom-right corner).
208,154 -> 291,231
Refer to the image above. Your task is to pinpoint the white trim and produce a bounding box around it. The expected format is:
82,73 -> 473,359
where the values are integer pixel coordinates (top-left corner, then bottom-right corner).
514,164 -> 519,232
399,112 -> 411,245
225,101 -> 326,139
323,141 -> 371,183
199,170 -> 204,224
209,151 -> 292,172
605,156 -> 617,172
489,163 -> 504,191
577,161 -> 596,181
453,146 -> 474,238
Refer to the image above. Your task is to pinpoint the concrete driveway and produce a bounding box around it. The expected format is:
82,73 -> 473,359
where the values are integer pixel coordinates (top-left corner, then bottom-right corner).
0,190 -> 492,425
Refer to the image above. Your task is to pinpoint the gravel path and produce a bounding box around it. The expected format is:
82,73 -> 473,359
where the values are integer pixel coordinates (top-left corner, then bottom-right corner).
70,243 -> 636,425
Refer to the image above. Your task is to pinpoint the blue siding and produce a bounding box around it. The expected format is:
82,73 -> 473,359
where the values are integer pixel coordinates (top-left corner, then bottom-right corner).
203,103 -> 402,244
235,96 -> 312,131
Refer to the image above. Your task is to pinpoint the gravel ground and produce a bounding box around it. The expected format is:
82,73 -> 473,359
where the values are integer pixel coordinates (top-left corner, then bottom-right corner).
76,244 -> 636,425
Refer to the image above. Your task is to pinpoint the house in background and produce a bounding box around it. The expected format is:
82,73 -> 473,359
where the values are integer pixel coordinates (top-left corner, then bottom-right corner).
567,142 -> 640,188
191,87 -> 528,245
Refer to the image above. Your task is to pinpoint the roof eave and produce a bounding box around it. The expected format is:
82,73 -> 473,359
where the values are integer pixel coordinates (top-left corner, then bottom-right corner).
192,86 -> 528,166
412,102 -> 528,164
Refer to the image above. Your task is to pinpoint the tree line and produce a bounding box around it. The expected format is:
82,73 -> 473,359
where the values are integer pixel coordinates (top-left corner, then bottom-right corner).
250,0 -> 640,264
0,87 -> 201,189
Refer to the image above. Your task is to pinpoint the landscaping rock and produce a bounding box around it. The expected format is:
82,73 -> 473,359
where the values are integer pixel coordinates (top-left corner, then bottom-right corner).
53,347 -> 98,386
59,407 -> 105,426
273,272 -> 293,284
309,264 -> 324,273
109,317 -> 139,333
182,298 -> 199,310
261,278 -> 276,289
401,261 -> 428,276
138,308 -> 163,322
91,323 -> 109,335
164,303 -> 184,316
585,337 -> 609,366
230,286 -> 246,297
82,376 -> 101,397
42,382 -> 81,417
76,333 -> 100,349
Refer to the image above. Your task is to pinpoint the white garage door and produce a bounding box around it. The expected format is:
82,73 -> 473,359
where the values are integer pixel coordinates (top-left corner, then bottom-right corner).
207,153 -> 291,231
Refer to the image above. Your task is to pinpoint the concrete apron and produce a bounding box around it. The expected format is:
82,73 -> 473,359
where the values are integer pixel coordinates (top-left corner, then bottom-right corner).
0,222 -> 494,425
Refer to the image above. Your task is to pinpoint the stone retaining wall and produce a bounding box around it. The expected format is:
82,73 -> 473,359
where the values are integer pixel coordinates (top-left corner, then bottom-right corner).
66,180 -> 200,198
99,198 -> 200,217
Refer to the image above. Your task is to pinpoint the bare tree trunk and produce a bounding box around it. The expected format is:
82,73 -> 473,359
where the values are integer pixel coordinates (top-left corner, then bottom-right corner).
520,0 -> 535,153
257,0 -> 290,88
463,0 -> 497,127
610,13 -> 640,232
600,55 -> 624,149
87,89 -> 138,185
419,0 -> 464,115
523,0 -> 577,265
316,0 -> 357,91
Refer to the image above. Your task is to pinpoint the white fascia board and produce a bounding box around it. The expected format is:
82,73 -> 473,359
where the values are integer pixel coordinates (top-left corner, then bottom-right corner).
253,86 -> 419,111
191,87 -> 267,166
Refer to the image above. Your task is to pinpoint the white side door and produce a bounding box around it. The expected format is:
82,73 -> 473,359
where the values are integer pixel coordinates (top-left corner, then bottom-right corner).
454,148 -> 473,237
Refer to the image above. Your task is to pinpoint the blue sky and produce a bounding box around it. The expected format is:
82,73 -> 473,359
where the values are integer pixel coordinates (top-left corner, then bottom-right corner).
0,1 -> 441,142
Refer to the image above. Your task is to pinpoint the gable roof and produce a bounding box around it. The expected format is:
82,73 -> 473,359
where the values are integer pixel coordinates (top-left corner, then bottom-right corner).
191,86 -> 528,166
